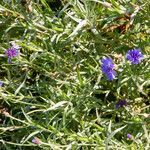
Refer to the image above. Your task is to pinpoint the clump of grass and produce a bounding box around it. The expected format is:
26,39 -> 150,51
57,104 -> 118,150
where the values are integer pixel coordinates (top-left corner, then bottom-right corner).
0,0 -> 149,149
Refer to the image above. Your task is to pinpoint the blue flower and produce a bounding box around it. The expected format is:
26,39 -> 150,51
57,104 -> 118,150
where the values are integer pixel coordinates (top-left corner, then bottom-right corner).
0,81 -> 3,87
101,57 -> 116,81
116,99 -> 127,109
5,47 -> 19,63
126,48 -> 144,65
127,133 -> 132,139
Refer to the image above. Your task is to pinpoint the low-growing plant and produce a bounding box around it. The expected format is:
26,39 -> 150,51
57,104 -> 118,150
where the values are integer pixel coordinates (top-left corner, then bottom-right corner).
0,0 -> 149,149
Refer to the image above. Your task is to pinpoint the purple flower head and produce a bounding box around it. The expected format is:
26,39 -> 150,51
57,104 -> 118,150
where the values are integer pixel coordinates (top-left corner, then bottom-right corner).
101,57 -> 116,81
127,133 -> 132,139
5,47 -> 19,58
5,47 -> 19,63
116,99 -> 127,109
126,48 -> 144,65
